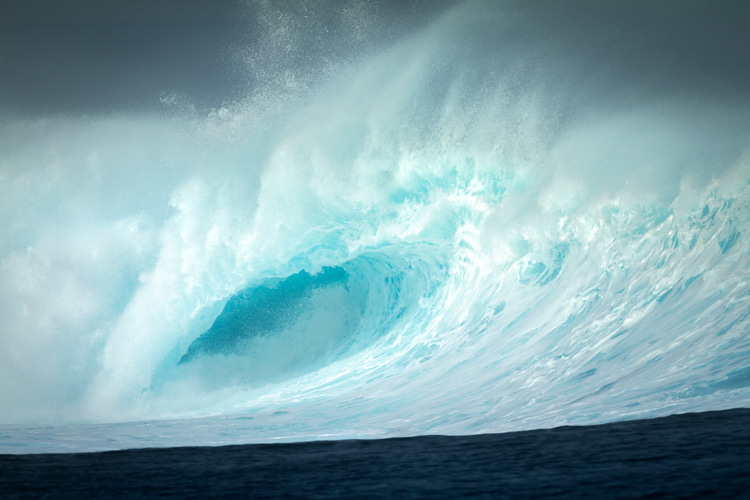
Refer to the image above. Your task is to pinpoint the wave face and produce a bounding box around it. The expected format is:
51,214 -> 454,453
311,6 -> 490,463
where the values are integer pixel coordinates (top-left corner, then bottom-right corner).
1,0 -> 750,448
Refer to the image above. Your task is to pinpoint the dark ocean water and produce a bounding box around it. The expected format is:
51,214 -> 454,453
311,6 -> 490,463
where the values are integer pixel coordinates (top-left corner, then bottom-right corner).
2,408 -> 748,499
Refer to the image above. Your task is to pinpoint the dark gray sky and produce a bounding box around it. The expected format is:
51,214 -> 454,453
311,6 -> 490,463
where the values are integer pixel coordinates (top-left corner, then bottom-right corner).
1,0 -> 749,116
0,0 -> 457,116
0,1 -> 245,115
0,0 -> 235,22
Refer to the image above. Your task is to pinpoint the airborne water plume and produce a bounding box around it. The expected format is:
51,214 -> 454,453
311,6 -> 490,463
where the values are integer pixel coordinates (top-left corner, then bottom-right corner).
1,0 -> 750,452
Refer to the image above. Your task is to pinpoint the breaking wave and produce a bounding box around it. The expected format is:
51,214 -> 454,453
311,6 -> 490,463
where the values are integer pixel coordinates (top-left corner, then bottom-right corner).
1,0 -> 749,449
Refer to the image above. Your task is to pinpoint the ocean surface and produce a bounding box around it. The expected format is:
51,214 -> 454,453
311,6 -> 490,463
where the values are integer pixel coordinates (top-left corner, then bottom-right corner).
2,409 -> 749,499
1,0 -> 750,458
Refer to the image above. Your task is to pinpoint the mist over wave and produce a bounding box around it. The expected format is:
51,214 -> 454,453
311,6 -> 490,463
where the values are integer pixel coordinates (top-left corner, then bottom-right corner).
1,0 -> 749,448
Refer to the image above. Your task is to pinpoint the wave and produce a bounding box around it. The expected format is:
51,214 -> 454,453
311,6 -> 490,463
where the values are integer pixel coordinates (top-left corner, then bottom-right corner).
1,0 -> 749,447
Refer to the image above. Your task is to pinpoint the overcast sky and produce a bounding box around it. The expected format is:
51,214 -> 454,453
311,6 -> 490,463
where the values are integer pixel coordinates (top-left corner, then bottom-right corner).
0,1 -> 247,115
1,0 -> 749,116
